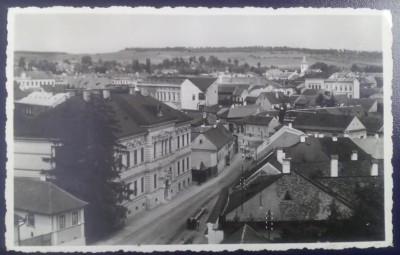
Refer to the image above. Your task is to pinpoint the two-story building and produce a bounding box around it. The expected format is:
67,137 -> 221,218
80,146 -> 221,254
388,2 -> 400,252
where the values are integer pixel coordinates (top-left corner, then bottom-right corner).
191,125 -> 235,180
137,76 -> 218,110
15,71 -> 56,91
14,89 -> 193,216
14,178 -> 87,246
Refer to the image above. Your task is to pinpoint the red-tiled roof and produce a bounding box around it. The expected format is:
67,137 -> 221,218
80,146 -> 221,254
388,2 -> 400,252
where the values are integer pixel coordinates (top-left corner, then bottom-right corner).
15,178 -> 87,215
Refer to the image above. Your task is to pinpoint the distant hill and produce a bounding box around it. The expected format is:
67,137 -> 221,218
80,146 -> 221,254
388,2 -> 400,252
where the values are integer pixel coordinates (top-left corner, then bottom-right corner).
14,46 -> 382,69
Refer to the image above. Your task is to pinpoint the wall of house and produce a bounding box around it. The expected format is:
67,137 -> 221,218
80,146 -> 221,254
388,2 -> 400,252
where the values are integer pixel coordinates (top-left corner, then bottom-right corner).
15,210 -> 53,241
305,79 -> 324,90
17,79 -> 56,91
345,117 -> 367,139
14,138 -> 55,179
52,209 -> 85,245
255,96 -> 273,111
181,79 -> 202,110
206,82 -> 218,106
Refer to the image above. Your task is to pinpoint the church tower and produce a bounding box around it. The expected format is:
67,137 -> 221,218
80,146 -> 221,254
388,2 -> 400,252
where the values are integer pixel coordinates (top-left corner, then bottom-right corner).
300,56 -> 308,74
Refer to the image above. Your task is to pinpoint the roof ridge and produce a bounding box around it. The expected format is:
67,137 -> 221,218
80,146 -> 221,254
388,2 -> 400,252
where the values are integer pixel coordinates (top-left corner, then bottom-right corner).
49,181 -> 88,208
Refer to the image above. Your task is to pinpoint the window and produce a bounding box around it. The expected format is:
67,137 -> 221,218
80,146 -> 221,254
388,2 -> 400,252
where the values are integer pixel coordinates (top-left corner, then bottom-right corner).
187,133 -> 189,145
134,150 -> 137,165
141,177 -> 144,193
188,178 -> 190,184
177,161 -> 180,175
199,139 -> 203,144
169,138 -> 172,153
177,136 -> 180,149
59,214 -> 66,229
154,174 -> 157,189
187,157 -> 190,170
141,148 -> 144,163
182,159 -> 185,172
133,180 -> 138,195
72,211 -> 79,225
26,213 -> 35,227
154,142 -> 157,159
284,191 -> 292,200
182,134 -> 185,147
192,94 -> 195,100
198,93 -> 205,100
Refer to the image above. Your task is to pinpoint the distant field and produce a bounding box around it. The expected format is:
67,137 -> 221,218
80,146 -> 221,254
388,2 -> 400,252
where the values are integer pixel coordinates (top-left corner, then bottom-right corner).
14,49 -> 383,69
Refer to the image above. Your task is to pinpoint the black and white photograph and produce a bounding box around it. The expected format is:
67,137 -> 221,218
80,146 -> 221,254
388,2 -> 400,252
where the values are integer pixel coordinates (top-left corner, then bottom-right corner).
5,7 -> 393,252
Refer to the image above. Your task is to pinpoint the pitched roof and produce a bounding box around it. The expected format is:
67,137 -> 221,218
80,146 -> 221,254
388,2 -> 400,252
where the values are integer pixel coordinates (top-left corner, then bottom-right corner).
352,138 -> 384,159
15,92 -> 192,139
202,104 -> 223,114
359,115 -> 383,134
187,77 -> 216,92
259,91 -> 286,105
218,84 -> 249,94
302,89 -> 325,96
231,115 -> 275,126
14,178 -> 87,215
203,125 -> 234,150
244,96 -> 258,104
314,105 -> 365,117
16,91 -> 68,107
218,105 -> 263,119
293,113 -> 357,132
19,71 -> 54,80
347,98 -> 377,111
221,224 -> 267,244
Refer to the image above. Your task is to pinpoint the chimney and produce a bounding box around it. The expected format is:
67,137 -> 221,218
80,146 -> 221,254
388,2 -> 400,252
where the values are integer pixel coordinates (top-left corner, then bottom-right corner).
375,133 -> 379,139
39,174 -> 47,181
318,134 -> 324,138
314,133 -> 318,138
332,135 -> 338,142
156,103 -> 163,117
330,155 -> 339,177
216,118 -> 220,124
243,100 -> 247,106
202,112 -> 207,119
275,91 -> 279,98
103,89 -> 110,99
288,122 -> 292,129
300,135 -> 306,143
83,90 -> 91,102
282,158 -> 291,174
344,133 -> 349,138
351,150 -> 358,161
277,148 -> 285,164
370,159 -> 379,176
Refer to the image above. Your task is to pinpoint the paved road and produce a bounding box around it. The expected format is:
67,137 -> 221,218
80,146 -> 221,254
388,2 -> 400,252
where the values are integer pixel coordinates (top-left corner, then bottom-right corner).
94,153 -> 256,245
115,155 -> 253,245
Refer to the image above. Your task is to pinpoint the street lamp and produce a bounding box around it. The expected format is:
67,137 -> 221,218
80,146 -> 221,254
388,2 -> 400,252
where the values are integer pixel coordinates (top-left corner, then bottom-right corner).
266,209 -> 274,241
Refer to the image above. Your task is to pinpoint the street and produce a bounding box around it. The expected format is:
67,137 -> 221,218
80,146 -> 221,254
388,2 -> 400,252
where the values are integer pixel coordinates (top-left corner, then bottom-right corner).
94,153 -> 258,245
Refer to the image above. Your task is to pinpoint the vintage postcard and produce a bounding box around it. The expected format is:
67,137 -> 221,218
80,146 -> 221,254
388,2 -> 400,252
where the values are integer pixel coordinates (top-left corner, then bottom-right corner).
5,7 -> 393,252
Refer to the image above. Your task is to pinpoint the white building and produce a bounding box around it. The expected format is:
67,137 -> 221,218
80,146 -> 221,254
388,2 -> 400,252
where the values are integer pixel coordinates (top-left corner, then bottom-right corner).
14,178 -> 87,246
300,56 -> 309,75
137,77 -> 218,110
15,71 -> 56,91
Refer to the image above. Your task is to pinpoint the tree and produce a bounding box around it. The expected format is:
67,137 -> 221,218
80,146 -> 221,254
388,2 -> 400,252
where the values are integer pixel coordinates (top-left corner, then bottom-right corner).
326,95 -> 336,107
257,62 -> 261,69
18,57 -> 26,70
234,59 -> 239,66
45,94 -> 131,242
81,55 -> 92,66
351,63 -> 362,73
198,56 -> 206,65
145,58 -> 151,74
228,58 -> 232,64
315,93 -> 325,107
278,102 -> 287,124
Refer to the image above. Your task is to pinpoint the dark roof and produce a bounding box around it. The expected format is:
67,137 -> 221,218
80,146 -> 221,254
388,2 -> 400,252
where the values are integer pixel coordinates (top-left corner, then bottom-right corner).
14,89 -> 33,101
315,106 -> 365,117
302,89 -> 325,96
217,105 -> 263,119
360,115 -> 384,134
188,77 -> 216,92
360,88 -> 382,98
223,174 -> 282,215
245,96 -> 258,104
15,93 -> 192,139
259,92 -> 286,105
203,125 -> 234,150
202,104 -> 223,114
231,115 -> 275,126
207,187 -> 229,224
293,113 -> 356,132
41,85 -> 68,94
221,224 -> 267,244
347,98 -> 377,111
333,94 -> 350,105
14,178 -> 87,215
218,84 -> 249,94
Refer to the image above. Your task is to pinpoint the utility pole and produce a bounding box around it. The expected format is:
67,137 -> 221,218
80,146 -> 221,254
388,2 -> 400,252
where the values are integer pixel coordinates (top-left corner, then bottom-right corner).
240,165 -> 245,212
266,209 -> 274,241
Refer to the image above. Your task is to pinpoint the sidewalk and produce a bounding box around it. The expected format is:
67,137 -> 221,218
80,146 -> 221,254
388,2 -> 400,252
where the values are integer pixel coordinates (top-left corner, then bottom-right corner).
94,153 -> 244,245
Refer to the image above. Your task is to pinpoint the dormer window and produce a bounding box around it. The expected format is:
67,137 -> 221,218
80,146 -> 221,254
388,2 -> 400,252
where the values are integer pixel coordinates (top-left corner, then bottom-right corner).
284,190 -> 292,200
199,139 -> 203,144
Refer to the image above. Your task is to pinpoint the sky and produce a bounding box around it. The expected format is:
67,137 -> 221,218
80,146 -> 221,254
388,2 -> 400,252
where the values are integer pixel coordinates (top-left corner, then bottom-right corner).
12,12 -> 384,54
